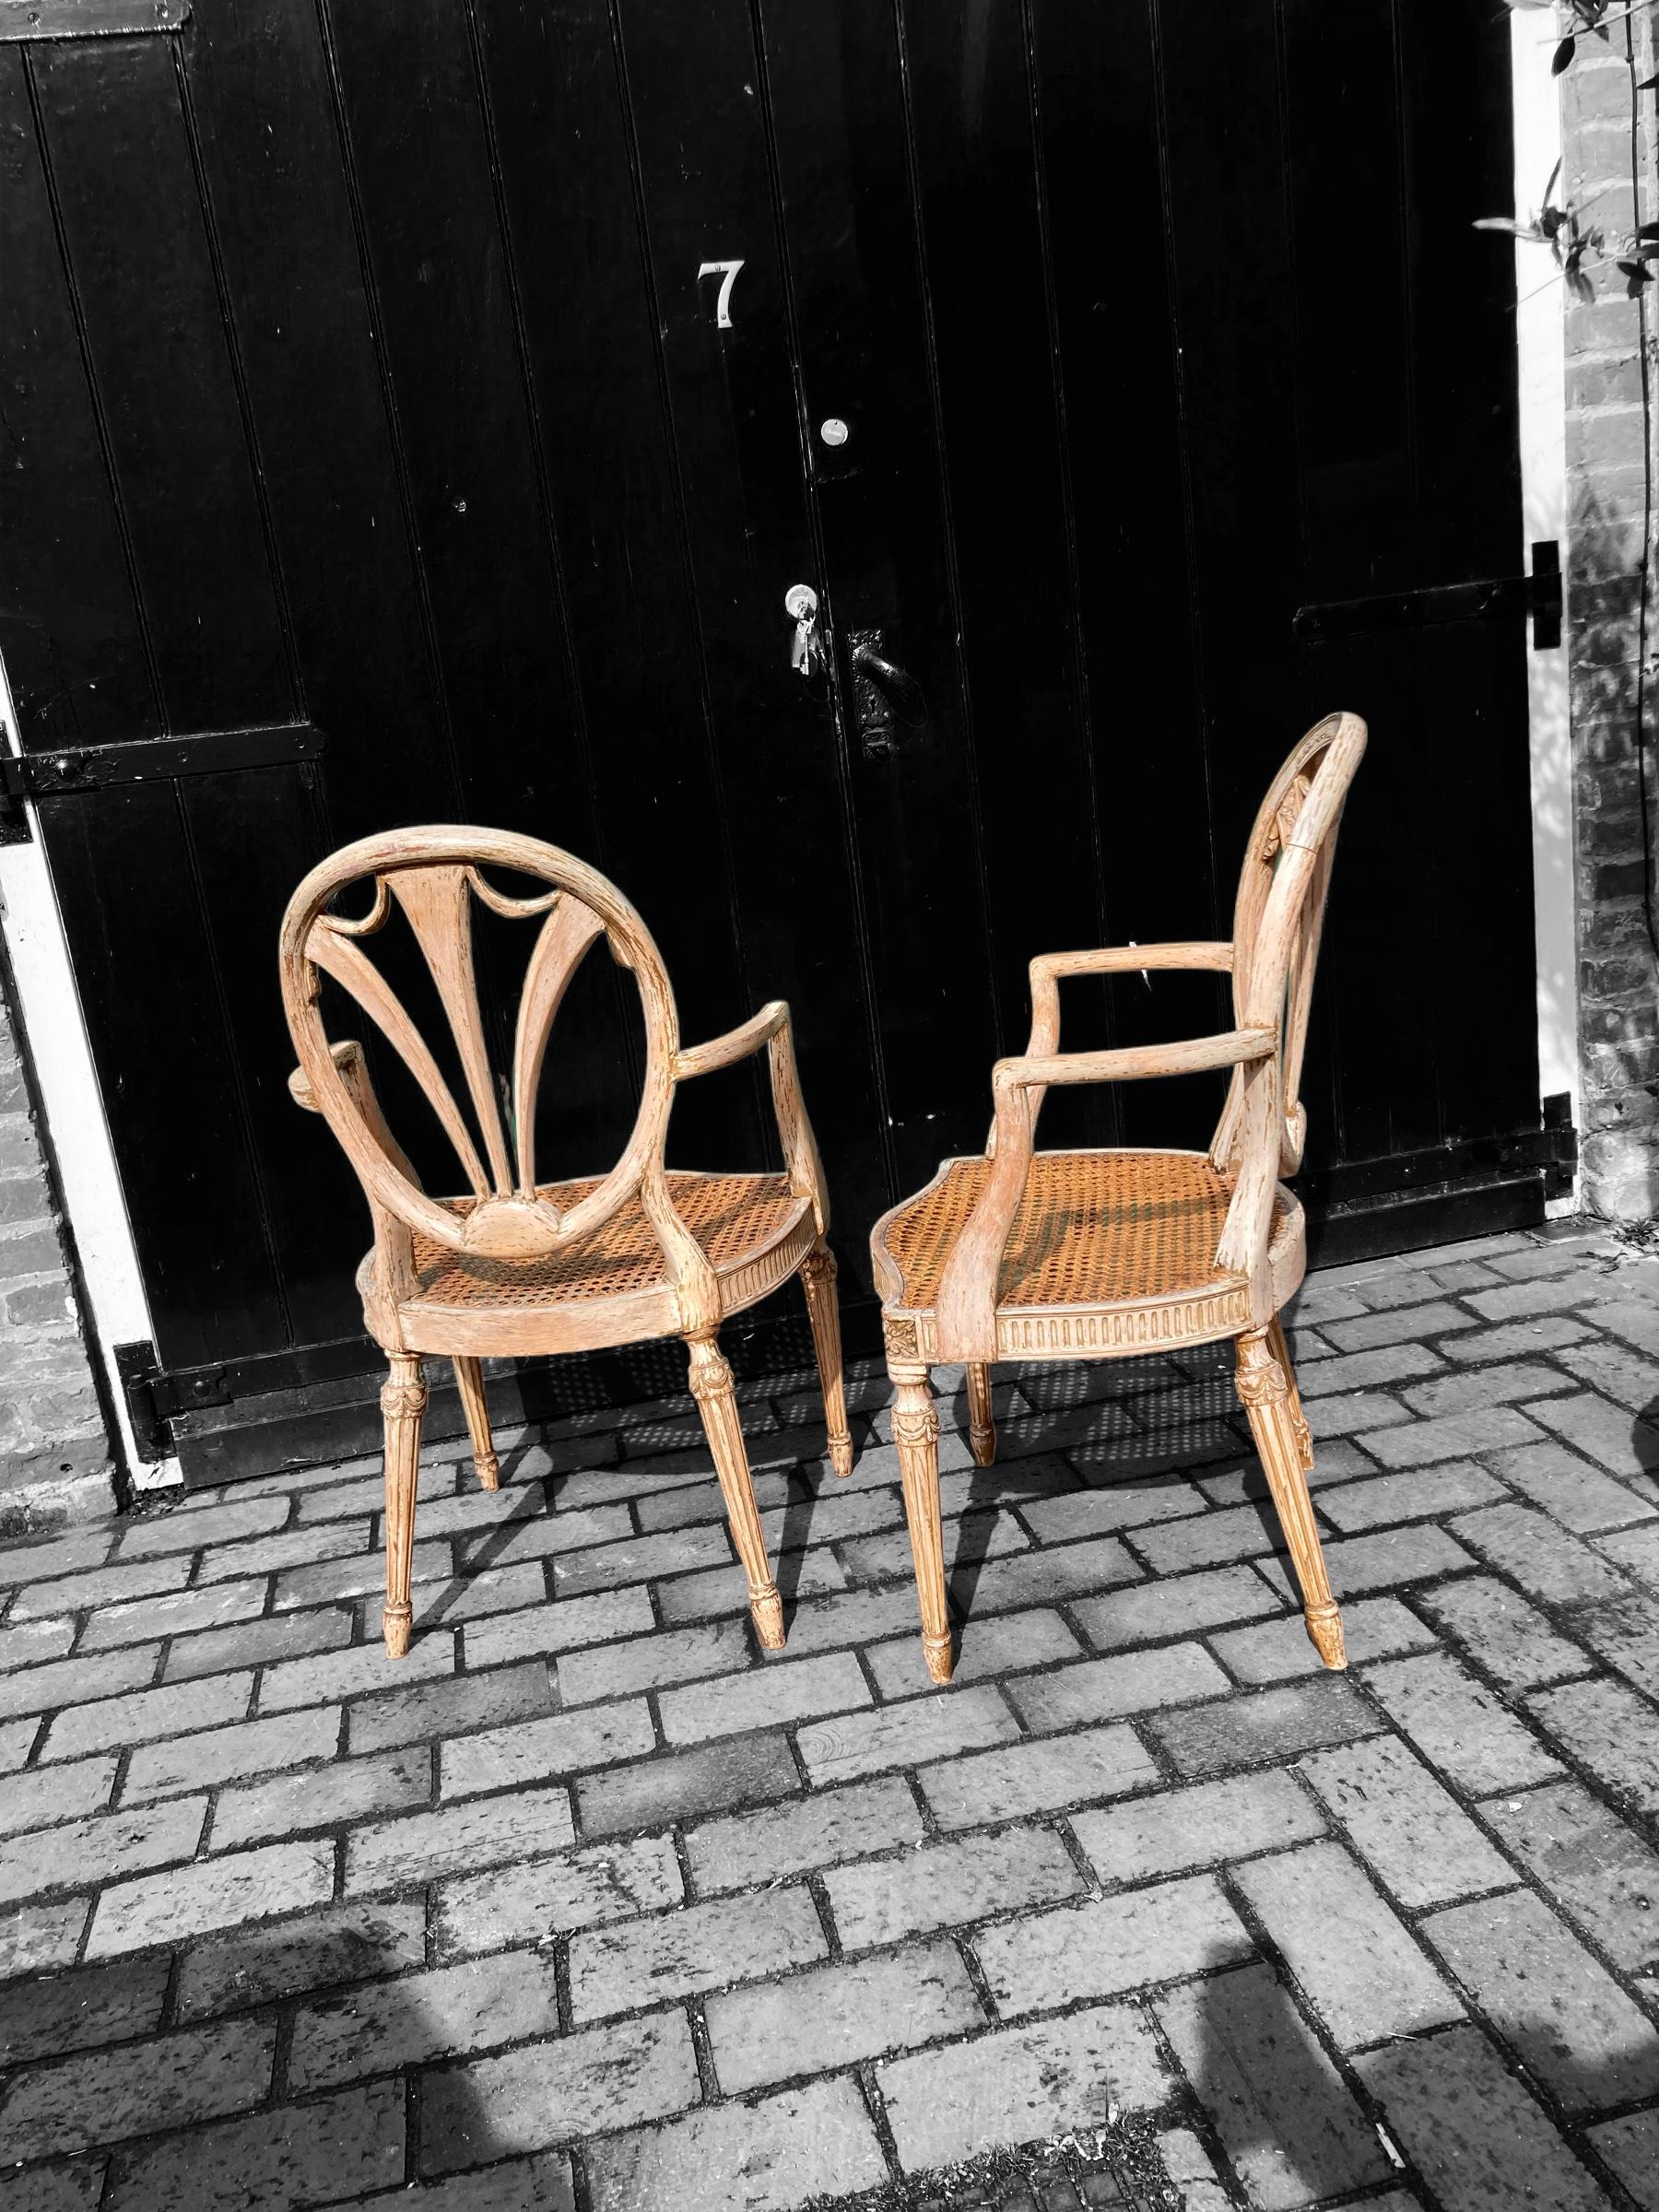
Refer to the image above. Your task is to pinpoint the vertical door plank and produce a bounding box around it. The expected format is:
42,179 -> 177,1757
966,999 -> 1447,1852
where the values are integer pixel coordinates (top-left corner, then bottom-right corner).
0,50 -> 158,751
30,34 -> 293,735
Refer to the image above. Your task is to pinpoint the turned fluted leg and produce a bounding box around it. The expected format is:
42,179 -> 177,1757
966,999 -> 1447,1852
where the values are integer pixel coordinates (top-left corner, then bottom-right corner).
800,1241 -> 853,1479
1268,1313 -> 1315,1473
1235,1325 -> 1345,1669
966,1362 -> 996,1467
381,1352 -> 427,1659
453,1356 -> 500,1490
890,1358 -> 952,1684
688,1331 -> 785,1650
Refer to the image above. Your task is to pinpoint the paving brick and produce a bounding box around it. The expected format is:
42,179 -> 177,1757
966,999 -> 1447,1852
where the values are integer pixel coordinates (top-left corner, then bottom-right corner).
795,1679 -> 1017,1785
1,1713 -> 39,1770
1197,1437 -> 1375,1506
106,2078 -> 406,2212
0,1796 -> 206,1907
577,1729 -> 798,1838
1319,1464 -> 1505,1534
1145,1677 -> 1380,1777
1461,1270 -> 1616,1323
1601,1519 -> 1659,1585
0,1953 -> 169,2064
865,1607 -> 1083,1700
346,1784 -> 574,1893
1559,1335 -> 1659,1418
687,1775 -> 923,1895
1588,2109 -> 1659,2212
40,1671 -> 252,1763
824,1822 -> 1083,1950
1354,1256 -> 1509,1308
586,2077 -> 886,2212
712,1937 -> 983,2096
836,1512 -> 1030,1589
1401,1362 -> 1576,1418
657,1650 -> 870,1745
1211,1595 -> 1435,1684
1322,1300 -> 1470,1353
0,1753 -> 117,1838
1156,1961 -> 1392,2208
568,1884 -> 824,2020
1483,1780 -> 1659,1969
1359,1405 -> 1545,1467
436,1832 -> 682,1958
420,2011 -> 698,2174
919,1721 -> 1157,1830
1363,1652 -> 1564,1793
1072,1564 -> 1284,1651
125,1704 -> 341,1804
1303,1391 -> 1413,1441
290,1948 -> 561,2090
441,1701 -> 654,1798
259,1630 -> 457,1713
1234,1841 -> 1464,2049
1356,2025 -> 1614,2212
1007,1641 -> 1230,1734
0,1528 -> 112,1585
347,1659 -> 552,1756
9,2159 -> 105,2212
656,1547 -> 846,1624
465,1585 -> 654,1669
87,1839 -> 334,1958
445,1502 -> 637,1571
1017,1480 -> 1207,1543
975,1872 -> 1251,2014
0,1618 -> 76,1669
1482,1437 -> 1654,1534
877,2002 -> 1173,2171
547,1524 -> 735,1598
1422,1886 -> 1659,2110
201,1520 -> 374,1587
1439,1312 -> 1597,1363
1298,1341 -> 1447,1397
1450,1500 -> 1627,1605
174,1899 -> 428,2020
1126,1505 -> 1283,1575
556,1618 -> 747,1706
358,2156 -> 574,2211
0,1899 -> 88,1980
0,2015 -> 276,2163
0,1644 -> 159,1723
1071,1771 -> 1325,1888
1297,1735 -> 1513,1908
398,1561 -> 547,1626
163,1607 -> 352,1682
272,1537 -> 450,1611
1525,1389 -> 1659,1478
77,1579 -> 272,1653
212,1742 -> 429,1851
116,1495 -> 289,1559
1525,1677 -> 1659,1814
1415,1575 -> 1594,1690
766,1583 -> 921,1660
1587,1296 -> 1659,1358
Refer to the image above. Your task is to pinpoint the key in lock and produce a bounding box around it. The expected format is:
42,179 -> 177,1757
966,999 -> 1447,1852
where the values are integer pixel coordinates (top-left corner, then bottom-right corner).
784,583 -> 826,678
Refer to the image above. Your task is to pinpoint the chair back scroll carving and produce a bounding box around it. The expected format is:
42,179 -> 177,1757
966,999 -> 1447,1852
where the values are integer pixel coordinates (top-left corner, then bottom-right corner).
278,828 -> 680,1269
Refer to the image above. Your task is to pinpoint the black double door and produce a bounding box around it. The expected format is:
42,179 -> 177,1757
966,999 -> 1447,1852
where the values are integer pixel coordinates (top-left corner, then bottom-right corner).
1,0 -> 1545,1478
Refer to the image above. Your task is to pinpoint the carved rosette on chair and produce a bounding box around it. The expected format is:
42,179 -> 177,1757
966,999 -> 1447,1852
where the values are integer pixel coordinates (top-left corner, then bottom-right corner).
279,827 -> 852,1659
869,713 -> 1367,1685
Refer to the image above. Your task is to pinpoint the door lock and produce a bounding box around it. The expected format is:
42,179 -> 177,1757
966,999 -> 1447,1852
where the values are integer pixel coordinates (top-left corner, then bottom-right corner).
784,583 -> 826,677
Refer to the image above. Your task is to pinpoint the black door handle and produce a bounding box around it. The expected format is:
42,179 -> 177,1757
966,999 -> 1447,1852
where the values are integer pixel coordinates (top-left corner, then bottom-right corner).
848,628 -> 925,757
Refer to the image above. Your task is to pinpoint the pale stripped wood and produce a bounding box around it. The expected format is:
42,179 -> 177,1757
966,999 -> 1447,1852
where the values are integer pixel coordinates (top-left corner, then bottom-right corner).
871,713 -> 1365,1682
279,825 -> 850,1657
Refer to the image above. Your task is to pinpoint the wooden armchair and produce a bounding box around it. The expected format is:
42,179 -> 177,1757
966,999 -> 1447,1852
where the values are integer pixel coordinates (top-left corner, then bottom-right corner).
279,829 -> 852,1657
870,714 -> 1366,1684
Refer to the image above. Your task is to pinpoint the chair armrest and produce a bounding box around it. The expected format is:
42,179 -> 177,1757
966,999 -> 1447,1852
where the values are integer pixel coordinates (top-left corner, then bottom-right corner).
675,1002 -> 789,1081
1030,940 -> 1232,986
994,1027 -> 1273,1094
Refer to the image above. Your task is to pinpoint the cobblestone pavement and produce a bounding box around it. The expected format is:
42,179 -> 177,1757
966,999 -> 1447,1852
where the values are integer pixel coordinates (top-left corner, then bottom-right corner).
4,1222 -> 1659,2210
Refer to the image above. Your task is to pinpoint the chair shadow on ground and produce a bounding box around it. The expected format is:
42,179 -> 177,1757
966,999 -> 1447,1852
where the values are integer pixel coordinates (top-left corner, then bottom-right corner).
14,1924 -> 1655,2207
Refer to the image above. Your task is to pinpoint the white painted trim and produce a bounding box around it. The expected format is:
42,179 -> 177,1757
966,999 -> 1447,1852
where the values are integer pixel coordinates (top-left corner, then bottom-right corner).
1511,11 -> 1579,1215
0,654 -> 182,1489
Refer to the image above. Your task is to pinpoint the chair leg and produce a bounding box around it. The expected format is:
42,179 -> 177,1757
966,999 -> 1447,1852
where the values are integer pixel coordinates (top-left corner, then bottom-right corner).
799,1240 -> 853,1478
1235,1326 -> 1345,1670
381,1352 -> 427,1660
688,1330 -> 785,1650
1268,1313 -> 1315,1473
966,1362 -> 996,1467
891,1358 -> 953,1685
453,1356 -> 500,1490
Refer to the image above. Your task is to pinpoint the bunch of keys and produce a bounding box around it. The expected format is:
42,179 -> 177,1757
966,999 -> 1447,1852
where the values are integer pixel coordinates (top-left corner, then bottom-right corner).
784,583 -> 826,678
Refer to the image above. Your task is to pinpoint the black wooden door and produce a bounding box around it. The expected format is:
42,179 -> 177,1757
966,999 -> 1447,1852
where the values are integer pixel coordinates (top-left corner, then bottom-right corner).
0,0 -> 1546,1480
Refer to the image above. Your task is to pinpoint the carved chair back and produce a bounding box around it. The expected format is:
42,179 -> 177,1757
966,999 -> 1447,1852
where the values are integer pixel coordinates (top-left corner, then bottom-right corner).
278,828 -> 680,1269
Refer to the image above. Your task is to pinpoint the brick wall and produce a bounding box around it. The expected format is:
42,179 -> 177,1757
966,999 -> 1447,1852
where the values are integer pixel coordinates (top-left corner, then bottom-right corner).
0,939 -> 117,1532
1562,26 -> 1659,1219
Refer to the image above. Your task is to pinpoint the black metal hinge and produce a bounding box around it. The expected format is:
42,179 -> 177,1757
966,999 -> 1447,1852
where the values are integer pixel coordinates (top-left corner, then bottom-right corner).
1,721 -> 324,843
1293,540 -> 1562,652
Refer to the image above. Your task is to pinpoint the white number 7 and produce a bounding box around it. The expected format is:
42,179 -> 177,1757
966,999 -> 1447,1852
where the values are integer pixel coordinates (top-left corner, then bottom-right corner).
698,258 -> 745,329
